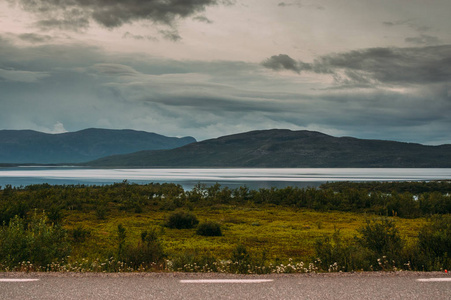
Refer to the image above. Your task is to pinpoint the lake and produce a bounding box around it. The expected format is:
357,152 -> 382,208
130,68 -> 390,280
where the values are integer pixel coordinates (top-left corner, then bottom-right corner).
1,167 -> 451,190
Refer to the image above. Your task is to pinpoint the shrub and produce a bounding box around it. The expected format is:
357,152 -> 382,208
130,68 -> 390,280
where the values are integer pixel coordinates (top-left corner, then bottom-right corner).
165,211 -> 199,229
169,251 -> 217,272
0,201 -> 29,225
196,221 -> 222,236
356,217 -> 403,258
0,214 -> 70,269
95,205 -> 107,220
314,229 -> 372,272
417,215 -> 451,269
123,228 -> 166,269
117,224 -> 127,258
71,225 -> 91,244
418,215 -> 451,257
230,244 -> 251,273
47,205 -> 63,224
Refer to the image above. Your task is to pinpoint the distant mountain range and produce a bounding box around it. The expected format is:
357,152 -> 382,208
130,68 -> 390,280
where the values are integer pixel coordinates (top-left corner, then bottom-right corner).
0,128 -> 196,164
86,129 -> 451,168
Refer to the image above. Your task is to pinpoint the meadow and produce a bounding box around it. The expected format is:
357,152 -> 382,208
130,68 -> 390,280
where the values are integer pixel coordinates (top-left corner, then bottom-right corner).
0,181 -> 450,273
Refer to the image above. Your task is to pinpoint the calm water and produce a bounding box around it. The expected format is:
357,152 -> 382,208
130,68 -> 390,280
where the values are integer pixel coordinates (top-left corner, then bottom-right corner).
1,167 -> 451,190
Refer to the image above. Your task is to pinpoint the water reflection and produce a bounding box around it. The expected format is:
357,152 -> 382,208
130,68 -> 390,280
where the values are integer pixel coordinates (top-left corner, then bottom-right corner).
0,167 -> 451,190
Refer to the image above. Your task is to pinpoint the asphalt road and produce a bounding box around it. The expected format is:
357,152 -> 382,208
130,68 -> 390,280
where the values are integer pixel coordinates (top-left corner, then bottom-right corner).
0,272 -> 450,299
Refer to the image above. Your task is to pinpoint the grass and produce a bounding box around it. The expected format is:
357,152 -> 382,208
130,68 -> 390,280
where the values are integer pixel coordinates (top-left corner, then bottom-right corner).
2,182 -> 449,272
64,204 -> 427,263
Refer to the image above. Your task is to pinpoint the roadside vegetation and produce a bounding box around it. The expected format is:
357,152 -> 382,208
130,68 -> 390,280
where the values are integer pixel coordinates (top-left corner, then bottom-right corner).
0,181 -> 450,273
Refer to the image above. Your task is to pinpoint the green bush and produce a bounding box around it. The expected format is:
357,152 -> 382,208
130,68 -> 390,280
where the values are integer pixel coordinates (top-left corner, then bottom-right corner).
196,221 -> 222,236
314,219 -> 405,271
95,204 -> 107,220
417,215 -> 451,270
314,229 -> 371,272
71,225 -> 91,244
47,205 -> 63,224
169,251 -> 217,272
122,228 -> 166,269
165,211 -> 199,229
230,244 -> 251,273
356,217 -> 403,258
0,201 -> 29,225
0,214 -> 70,269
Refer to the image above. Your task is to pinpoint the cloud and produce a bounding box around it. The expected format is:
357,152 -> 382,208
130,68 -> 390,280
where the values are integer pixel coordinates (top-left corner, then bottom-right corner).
277,1 -> 324,10
262,54 -> 304,74
193,15 -> 212,23
382,20 -> 409,27
11,0 -> 221,30
18,33 -> 53,43
47,121 -> 68,134
405,34 -> 442,46
122,32 -> 158,41
91,64 -> 139,77
263,45 -> 451,85
1,33 -> 450,144
0,68 -> 49,82
278,2 -> 300,8
159,29 -> 182,42
382,19 -> 431,33
36,13 -> 90,31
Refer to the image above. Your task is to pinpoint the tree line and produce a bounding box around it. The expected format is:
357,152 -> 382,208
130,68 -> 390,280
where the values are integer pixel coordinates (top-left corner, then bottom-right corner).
1,181 -> 451,225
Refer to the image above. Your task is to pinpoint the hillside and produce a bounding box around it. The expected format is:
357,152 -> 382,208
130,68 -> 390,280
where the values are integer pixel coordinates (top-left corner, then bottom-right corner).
86,129 -> 451,167
0,128 -> 196,164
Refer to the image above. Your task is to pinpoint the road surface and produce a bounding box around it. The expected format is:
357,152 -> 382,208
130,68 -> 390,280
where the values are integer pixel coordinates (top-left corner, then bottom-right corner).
0,271 -> 450,299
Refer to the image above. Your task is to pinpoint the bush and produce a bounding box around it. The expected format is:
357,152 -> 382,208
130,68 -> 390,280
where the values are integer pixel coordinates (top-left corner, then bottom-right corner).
95,205 -> 107,220
0,201 -> 29,225
196,221 -> 222,236
0,214 -> 70,269
417,215 -> 451,269
230,244 -> 251,273
123,228 -> 166,269
47,205 -> 63,224
165,211 -> 199,229
71,225 -> 91,244
169,251 -> 217,272
357,217 -> 403,258
314,229 -> 371,272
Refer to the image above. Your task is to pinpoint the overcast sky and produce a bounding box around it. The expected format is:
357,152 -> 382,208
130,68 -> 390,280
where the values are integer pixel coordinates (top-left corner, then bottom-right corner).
1,0 -> 450,144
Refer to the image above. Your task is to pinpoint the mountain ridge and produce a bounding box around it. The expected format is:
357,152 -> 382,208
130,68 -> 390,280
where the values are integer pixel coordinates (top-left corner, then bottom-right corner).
0,128 -> 196,164
85,129 -> 451,168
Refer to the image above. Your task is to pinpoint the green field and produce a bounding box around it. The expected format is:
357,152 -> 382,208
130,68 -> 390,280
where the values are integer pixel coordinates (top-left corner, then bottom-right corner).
0,181 -> 450,272
64,206 -> 426,261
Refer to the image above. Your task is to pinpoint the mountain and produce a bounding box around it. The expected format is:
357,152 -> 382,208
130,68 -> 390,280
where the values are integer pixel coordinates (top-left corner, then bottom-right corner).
0,128 -> 196,164
86,129 -> 451,168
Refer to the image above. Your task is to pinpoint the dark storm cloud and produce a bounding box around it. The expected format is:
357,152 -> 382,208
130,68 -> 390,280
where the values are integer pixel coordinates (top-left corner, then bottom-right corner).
1,32 -> 450,144
11,0 -> 220,30
263,45 -> 451,85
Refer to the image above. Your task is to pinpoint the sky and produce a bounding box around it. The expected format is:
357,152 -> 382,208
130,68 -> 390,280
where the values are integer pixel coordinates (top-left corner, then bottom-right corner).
1,0 -> 450,144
